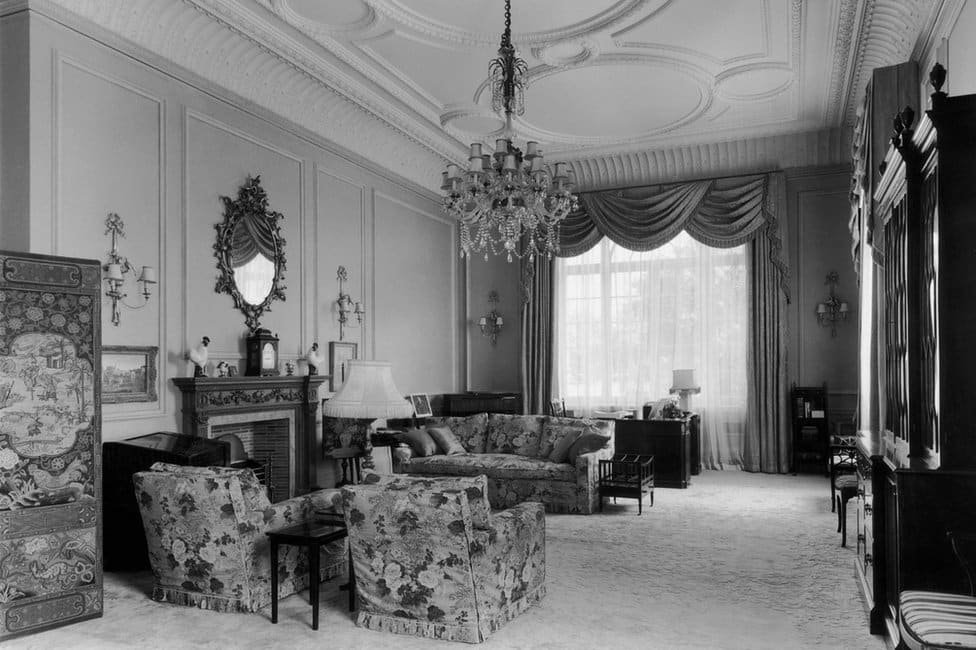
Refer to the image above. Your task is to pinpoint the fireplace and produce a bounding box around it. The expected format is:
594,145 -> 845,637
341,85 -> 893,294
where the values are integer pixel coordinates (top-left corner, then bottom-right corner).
172,376 -> 326,498
212,415 -> 291,502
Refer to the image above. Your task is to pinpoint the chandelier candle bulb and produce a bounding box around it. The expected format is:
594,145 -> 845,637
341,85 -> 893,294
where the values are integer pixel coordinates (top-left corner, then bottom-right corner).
496,138 -> 509,153
447,164 -> 460,178
469,156 -> 484,172
470,143 -> 482,158
503,154 -> 517,171
530,156 -> 543,172
525,141 -> 539,157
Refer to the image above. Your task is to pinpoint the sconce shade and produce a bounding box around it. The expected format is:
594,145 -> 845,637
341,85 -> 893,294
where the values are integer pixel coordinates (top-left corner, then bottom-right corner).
671,369 -> 698,391
322,360 -> 413,419
139,266 -> 156,284
107,263 -> 123,281
839,302 -> 850,313
816,303 -> 827,314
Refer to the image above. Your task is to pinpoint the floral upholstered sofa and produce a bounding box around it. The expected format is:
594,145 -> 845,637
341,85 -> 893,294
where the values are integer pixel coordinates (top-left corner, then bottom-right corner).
392,413 -> 614,514
340,473 -> 546,643
133,463 -> 347,613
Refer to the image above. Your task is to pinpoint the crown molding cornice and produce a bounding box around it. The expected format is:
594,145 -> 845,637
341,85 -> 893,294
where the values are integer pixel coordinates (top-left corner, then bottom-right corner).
571,127 -> 850,191
841,0 -> 929,126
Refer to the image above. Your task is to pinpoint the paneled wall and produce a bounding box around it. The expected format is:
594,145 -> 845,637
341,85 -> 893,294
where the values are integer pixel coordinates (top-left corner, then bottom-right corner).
785,166 -> 858,429
1,10 -> 460,488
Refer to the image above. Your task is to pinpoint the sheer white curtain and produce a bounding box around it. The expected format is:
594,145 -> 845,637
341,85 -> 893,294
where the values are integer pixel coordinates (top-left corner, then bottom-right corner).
555,231 -> 749,469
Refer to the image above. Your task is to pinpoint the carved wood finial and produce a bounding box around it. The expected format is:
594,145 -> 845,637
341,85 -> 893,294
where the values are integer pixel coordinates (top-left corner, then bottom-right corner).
930,62 -> 947,94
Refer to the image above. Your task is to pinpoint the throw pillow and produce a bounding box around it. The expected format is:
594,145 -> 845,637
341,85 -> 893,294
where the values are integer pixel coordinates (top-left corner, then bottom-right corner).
566,432 -> 610,464
427,426 -> 466,455
548,429 -> 583,463
397,428 -> 439,457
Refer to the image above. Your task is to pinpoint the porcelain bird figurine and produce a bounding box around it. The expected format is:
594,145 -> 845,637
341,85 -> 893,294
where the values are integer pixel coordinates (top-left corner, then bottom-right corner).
306,342 -> 325,375
189,336 -> 210,377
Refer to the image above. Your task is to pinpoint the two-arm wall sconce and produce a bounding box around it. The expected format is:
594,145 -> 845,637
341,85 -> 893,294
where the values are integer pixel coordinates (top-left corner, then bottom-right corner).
816,271 -> 850,338
336,265 -> 364,341
103,213 -> 156,326
478,290 -> 504,346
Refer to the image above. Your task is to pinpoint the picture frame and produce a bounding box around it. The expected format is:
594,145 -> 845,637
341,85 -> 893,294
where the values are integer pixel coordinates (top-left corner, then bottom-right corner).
102,345 -> 158,404
409,393 -> 432,418
328,341 -> 357,392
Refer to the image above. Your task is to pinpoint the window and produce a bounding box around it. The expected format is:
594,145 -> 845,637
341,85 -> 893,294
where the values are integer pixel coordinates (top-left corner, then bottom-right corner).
556,232 -> 748,466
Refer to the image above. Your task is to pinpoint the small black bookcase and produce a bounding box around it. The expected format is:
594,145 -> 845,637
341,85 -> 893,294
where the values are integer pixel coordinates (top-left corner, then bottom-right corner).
791,383 -> 829,474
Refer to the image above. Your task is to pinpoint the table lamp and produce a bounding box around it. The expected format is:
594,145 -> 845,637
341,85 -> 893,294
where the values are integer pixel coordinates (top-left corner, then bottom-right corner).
322,360 -> 412,481
669,368 -> 701,412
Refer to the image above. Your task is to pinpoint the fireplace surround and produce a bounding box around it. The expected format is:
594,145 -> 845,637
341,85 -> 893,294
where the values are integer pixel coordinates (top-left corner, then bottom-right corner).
172,375 -> 326,497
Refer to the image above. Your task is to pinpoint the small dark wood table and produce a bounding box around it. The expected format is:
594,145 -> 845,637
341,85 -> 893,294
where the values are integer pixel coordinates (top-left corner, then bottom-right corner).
267,516 -> 353,630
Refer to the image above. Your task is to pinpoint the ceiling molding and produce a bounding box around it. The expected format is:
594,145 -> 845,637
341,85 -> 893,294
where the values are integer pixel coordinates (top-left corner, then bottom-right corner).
841,0 -> 929,125
571,127 -> 850,191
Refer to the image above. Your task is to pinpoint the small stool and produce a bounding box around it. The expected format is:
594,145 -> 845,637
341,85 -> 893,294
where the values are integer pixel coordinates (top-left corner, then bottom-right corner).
834,474 -> 859,546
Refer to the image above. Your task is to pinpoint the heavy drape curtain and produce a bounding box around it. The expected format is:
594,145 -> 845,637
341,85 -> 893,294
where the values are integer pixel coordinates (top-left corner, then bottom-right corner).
520,173 -> 791,473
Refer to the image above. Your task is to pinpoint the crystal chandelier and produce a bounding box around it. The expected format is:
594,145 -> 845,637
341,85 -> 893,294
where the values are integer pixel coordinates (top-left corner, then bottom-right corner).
441,0 -> 578,263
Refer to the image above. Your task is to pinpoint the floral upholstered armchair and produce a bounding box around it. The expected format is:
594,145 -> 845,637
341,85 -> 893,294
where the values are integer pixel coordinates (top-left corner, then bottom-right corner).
340,473 -> 546,643
132,462 -> 346,613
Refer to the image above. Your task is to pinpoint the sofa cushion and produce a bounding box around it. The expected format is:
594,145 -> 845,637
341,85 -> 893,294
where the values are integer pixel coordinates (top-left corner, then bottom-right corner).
486,413 -> 544,457
426,413 -> 489,453
539,417 -> 611,459
402,452 -> 575,483
427,426 -> 466,455
548,429 -> 583,463
398,428 -> 438,457
359,472 -> 491,529
567,432 -> 611,464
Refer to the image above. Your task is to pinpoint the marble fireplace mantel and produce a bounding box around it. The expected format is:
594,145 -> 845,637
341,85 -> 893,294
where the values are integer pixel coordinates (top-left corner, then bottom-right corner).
172,375 -> 327,497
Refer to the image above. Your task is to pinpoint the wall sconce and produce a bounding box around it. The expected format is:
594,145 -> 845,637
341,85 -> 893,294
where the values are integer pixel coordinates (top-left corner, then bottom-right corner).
103,213 -> 156,326
816,271 -> 850,337
478,290 -> 503,345
336,265 -> 364,341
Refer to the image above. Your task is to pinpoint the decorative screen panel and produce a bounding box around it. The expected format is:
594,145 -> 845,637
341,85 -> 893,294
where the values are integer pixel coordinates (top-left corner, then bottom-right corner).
0,251 -> 102,640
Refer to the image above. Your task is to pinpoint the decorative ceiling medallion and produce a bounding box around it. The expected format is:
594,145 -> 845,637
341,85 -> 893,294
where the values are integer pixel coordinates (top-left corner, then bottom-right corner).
366,0 -> 649,47
271,0 -> 377,36
715,65 -> 793,102
439,105 -> 506,135
533,38 -> 598,67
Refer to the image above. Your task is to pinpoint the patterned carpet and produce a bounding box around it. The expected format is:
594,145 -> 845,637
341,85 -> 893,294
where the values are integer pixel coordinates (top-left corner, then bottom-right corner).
10,470 -> 885,649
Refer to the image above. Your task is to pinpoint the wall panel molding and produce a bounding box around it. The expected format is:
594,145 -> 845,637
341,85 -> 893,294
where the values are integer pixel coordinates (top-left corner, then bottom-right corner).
54,52 -> 169,420
182,107 -> 305,357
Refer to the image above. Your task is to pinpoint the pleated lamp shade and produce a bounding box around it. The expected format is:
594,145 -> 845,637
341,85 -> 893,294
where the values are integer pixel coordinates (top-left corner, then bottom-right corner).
322,360 -> 413,419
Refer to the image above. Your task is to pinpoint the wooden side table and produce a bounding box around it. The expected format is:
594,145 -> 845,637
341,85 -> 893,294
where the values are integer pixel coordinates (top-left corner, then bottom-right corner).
599,454 -> 654,515
267,517 -> 353,630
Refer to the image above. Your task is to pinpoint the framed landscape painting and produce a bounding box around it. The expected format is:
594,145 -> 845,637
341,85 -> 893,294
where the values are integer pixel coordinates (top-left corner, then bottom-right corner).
102,345 -> 158,404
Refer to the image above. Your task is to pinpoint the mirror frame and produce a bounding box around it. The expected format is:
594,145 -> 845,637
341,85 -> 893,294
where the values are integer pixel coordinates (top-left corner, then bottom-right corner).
213,175 -> 287,332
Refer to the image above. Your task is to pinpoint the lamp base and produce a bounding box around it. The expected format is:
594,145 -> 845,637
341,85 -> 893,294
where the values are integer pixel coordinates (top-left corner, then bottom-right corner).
669,387 -> 701,412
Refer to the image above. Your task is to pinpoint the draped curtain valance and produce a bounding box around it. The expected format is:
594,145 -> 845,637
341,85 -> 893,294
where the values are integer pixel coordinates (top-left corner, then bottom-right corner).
557,173 -> 790,301
229,213 -> 279,267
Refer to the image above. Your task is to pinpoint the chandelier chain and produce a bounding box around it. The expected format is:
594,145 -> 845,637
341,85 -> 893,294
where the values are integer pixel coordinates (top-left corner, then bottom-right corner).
440,0 -> 578,263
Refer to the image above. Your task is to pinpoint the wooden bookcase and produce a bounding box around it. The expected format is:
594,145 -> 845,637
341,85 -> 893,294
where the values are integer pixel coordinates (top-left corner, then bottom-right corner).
791,383 -> 829,474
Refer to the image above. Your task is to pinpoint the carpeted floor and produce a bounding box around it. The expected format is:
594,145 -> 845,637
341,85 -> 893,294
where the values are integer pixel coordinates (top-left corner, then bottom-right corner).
8,470 -> 885,649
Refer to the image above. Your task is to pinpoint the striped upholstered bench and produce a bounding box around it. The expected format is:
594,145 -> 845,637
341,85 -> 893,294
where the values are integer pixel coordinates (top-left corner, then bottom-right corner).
898,531 -> 976,650
899,590 -> 976,649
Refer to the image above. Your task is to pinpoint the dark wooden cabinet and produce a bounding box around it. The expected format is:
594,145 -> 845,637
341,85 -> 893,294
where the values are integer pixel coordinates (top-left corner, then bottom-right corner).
791,383 -> 829,474
853,71 -> 976,645
103,433 -> 230,571
442,392 -> 522,416
614,415 -> 697,488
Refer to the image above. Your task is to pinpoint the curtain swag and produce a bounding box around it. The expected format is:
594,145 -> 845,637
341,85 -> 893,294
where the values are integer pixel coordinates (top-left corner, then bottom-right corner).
558,173 -> 790,303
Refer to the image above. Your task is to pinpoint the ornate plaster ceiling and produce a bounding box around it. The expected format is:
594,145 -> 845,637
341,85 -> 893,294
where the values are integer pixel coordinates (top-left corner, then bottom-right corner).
30,0 -> 950,191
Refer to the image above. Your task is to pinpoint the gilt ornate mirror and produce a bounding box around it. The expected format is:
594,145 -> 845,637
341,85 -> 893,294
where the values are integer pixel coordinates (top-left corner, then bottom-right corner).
214,175 -> 286,332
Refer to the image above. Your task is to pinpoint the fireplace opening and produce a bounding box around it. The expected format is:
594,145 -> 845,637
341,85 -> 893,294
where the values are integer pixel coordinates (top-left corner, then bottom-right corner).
212,419 -> 290,503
